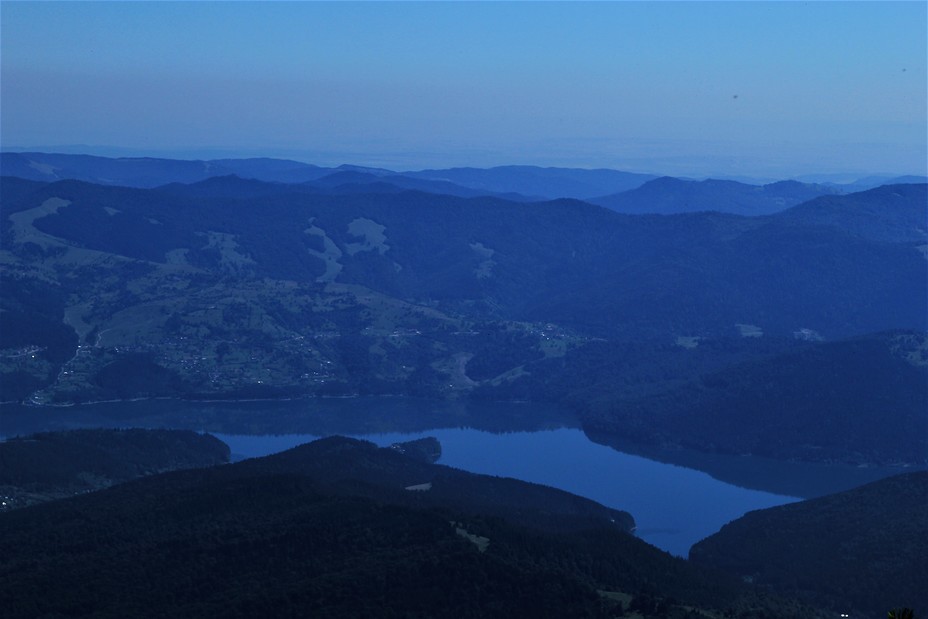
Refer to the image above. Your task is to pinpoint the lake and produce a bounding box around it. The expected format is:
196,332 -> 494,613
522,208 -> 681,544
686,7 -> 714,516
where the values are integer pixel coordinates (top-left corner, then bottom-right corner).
0,396 -> 911,557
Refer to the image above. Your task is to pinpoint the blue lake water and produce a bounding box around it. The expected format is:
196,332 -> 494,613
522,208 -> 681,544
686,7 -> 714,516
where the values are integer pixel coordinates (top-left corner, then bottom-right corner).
0,397 -> 910,557
215,426 -> 799,557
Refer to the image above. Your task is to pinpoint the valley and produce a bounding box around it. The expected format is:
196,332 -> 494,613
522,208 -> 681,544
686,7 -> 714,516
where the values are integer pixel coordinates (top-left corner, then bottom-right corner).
1,154 -> 925,617
3,3 -> 925,616
2,160 -> 925,468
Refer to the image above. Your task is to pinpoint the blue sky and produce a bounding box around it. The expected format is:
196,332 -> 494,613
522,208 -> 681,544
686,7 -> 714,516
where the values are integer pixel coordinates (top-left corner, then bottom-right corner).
2,1 -> 926,177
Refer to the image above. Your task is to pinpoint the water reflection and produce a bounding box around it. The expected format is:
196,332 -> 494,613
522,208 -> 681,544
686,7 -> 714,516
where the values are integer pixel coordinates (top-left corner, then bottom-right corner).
0,397 -> 575,437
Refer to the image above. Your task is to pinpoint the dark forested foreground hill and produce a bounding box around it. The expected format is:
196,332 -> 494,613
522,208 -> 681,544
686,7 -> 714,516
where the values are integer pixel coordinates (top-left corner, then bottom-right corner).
582,331 -> 928,466
240,435 -> 637,535
0,428 -> 230,508
0,435 -> 822,619
690,471 -> 928,618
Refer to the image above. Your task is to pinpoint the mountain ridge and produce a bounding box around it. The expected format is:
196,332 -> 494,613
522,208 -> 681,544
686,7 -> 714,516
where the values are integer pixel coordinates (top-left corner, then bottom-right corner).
590,176 -> 844,216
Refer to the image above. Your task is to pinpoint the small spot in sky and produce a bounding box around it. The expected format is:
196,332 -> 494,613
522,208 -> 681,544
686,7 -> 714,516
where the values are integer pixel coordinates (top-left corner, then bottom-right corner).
732,94 -> 739,99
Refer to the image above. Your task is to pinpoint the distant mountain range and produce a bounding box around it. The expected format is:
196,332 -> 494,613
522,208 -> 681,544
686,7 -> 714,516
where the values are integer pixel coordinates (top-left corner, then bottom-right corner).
403,164 -> 658,200
2,152 -> 639,200
589,176 -> 844,216
3,151 -> 923,204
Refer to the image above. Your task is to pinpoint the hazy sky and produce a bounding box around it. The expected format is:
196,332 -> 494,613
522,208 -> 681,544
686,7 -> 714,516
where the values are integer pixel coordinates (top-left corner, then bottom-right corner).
2,1 -> 926,177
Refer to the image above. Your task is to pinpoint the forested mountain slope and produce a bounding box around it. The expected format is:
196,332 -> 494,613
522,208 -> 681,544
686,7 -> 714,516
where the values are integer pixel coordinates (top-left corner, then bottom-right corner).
690,472 -> 928,618
1,174 -> 924,467
0,429 -> 229,508
582,331 -> 928,466
0,179 -> 928,397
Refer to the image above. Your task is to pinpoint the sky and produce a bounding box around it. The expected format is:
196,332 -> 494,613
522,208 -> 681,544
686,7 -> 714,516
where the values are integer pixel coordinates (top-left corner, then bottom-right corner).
2,1 -> 926,178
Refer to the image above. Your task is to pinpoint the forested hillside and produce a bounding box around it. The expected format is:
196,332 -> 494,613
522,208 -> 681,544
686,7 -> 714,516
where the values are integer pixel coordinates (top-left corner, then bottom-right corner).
581,332 -> 928,465
690,472 -> 928,617
1,167 -> 925,467
0,428 -> 229,508
0,435 -> 821,619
